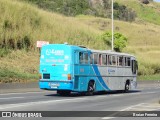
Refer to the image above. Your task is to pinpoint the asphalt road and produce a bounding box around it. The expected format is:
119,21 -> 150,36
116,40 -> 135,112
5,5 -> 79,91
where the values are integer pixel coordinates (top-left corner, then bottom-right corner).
0,82 -> 160,120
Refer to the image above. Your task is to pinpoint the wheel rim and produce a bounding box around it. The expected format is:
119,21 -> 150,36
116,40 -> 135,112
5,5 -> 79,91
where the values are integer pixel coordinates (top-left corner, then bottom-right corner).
88,82 -> 95,94
126,84 -> 129,91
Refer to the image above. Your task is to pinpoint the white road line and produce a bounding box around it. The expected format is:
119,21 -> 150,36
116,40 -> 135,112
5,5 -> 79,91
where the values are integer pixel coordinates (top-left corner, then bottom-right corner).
0,91 -> 51,96
102,117 -> 116,120
145,91 -> 157,94
119,103 -> 145,111
102,103 -> 145,120
130,108 -> 156,111
0,97 -> 24,100
103,102 -> 160,119
0,97 -> 87,110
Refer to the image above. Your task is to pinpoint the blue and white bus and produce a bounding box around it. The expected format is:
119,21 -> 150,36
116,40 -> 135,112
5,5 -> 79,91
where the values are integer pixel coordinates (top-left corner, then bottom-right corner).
39,44 -> 138,95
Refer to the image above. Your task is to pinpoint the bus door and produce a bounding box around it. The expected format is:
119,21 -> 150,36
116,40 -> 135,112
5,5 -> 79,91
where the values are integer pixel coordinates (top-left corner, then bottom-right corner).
74,51 -> 90,91
131,59 -> 138,75
131,59 -> 138,89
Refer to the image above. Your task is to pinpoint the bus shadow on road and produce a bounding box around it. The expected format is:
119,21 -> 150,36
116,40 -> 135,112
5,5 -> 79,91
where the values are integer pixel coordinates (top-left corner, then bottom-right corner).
45,90 -> 141,97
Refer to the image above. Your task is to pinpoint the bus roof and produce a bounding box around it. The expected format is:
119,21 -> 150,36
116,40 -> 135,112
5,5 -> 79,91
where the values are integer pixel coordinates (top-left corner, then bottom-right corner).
89,49 -> 136,58
45,44 -> 135,58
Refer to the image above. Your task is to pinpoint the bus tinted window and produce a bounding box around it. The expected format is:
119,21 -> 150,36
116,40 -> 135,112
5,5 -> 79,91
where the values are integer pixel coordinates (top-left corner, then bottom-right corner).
102,54 -> 107,65
108,55 -> 112,65
112,56 -> 117,66
84,53 -> 88,64
132,60 -> 138,74
125,57 -> 131,66
79,52 -> 83,64
90,53 -> 94,64
98,54 -> 102,65
106,55 -> 108,65
118,56 -> 123,66
79,52 -> 89,64
93,53 -> 98,64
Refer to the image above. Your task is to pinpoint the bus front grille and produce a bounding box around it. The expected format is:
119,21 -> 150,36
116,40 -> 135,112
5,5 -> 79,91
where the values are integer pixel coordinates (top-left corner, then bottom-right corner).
43,74 -> 50,79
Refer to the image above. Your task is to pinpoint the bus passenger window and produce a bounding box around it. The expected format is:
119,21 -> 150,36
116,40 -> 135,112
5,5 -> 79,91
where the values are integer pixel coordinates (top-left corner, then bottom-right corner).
93,54 -> 98,64
79,52 -> 83,64
125,57 -> 131,66
99,54 -> 102,65
102,54 -> 107,65
127,57 -> 131,66
108,55 -> 112,65
112,56 -> 117,66
84,53 -> 88,64
132,60 -> 138,74
106,55 -> 108,65
90,54 -> 94,64
118,56 -> 123,66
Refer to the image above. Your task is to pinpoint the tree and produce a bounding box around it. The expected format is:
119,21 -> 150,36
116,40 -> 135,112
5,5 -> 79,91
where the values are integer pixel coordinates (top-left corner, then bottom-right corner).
101,32 -> 127,52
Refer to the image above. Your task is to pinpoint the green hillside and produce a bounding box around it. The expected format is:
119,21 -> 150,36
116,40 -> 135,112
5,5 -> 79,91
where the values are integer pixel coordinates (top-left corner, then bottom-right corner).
0,0 -> 103,82
0,0 -> 103,50
117,0 -> 160,25
0,0 -> 160,82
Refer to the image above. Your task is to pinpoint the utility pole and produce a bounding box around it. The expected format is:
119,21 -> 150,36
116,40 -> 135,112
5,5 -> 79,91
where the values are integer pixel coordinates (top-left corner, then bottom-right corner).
111,0 -> 114,51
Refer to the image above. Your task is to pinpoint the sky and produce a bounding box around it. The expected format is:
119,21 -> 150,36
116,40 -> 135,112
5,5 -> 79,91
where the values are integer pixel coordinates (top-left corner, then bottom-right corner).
154,0 -> 160,2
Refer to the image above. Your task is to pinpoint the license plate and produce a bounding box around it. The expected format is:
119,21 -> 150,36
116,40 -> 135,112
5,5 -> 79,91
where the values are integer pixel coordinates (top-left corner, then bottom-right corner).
48,83 -> 59,88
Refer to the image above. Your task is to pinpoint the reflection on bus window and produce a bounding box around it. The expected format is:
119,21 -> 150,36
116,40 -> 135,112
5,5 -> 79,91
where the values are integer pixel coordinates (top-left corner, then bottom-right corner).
79,52 -> 83,64
112,56 -> 117,66
93,53 -> 98,64
127,58 -> 131,66
90,53 -> 94,64
108,55 -> 112,65
84,53 -> 88,64
99,54 -> 102,65
102,54 -> 107,65
125,57 -> 131,66
106,55 -> 108,65
118,56 -> 123,66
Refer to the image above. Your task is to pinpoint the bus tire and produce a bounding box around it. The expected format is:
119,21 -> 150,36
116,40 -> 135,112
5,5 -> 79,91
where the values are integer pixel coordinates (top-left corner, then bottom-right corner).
86,81 -> 95,96
57,90 -> 71,96
124,81 -> 130,93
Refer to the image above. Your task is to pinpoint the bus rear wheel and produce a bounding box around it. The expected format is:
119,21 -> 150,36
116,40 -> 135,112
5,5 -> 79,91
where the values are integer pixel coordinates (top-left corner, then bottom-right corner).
124,81 -> 130,93
86,81 -> 95,96
57,90 -> 71,96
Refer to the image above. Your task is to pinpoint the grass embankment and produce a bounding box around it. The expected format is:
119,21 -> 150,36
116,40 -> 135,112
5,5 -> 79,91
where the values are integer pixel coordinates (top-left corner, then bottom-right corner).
0,0 -> 102,49
0,0 -> 160,82
0,50 -> 39,83
0,0 -> 104,82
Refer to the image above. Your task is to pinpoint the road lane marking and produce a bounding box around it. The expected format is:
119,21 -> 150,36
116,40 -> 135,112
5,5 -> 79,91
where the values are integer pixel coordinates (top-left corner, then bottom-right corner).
102,102 -> 160,119
0,89 -> 159,110
102,103 -> 145,120
119,103 -> 145,111
145,91 -> 157,94
102,117 -> 116,120
0,91 -> 51,96
0,97 -> 24,100
0,97 -> 87,110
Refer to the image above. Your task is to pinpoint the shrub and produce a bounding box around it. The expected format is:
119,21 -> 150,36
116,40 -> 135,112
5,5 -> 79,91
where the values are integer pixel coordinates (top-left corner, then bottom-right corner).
101,31 -> 127,52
